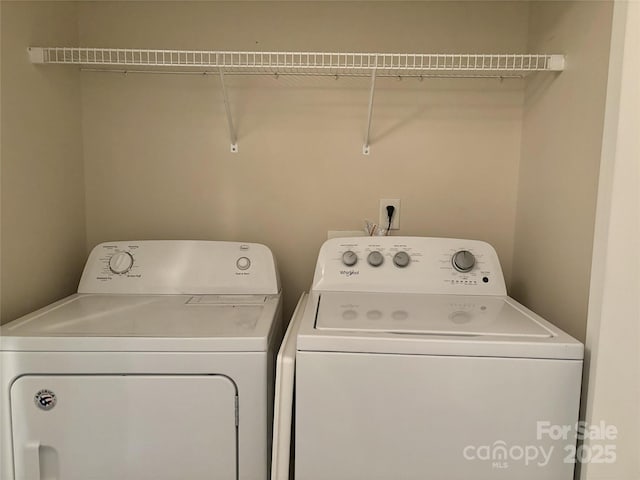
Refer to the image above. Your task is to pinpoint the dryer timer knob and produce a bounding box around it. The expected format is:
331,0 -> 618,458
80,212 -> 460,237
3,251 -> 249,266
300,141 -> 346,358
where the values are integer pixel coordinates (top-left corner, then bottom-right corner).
452,250 -> 476,273
109,252 -> 134,275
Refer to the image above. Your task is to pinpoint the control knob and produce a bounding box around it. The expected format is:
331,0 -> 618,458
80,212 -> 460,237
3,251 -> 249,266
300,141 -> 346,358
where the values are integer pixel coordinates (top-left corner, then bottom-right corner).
236,257 -> 251,270
452,250 -> 476,273
367,251 -> 384,267
342,251 -> 358,267
109,252 -> 134,275
393,251 -> 411,268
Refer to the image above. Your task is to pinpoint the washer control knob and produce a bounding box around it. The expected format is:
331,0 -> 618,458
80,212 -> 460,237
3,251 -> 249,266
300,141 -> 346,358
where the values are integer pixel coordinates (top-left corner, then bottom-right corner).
452,250 -> 476,273
236,257 -> 251,271
109,252 -> 134,275
367,251 -> 384,267
393,251 -> 411,268
342,250 -> 358,267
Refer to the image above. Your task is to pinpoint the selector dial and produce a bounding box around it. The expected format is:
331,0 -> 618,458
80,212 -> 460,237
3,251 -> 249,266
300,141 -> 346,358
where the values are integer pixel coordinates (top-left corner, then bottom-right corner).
109,251 -> 134,275
342,250 -> 358,267
452,250 -> 476,273
393,251 -> 411,268
367,251 -> 384,267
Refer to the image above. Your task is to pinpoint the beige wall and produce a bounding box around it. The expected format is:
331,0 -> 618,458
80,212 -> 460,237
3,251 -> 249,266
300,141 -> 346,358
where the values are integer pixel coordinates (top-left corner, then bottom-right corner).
79,1 -> 528,319
0,2 -> 86,324
511,1 -> 613,342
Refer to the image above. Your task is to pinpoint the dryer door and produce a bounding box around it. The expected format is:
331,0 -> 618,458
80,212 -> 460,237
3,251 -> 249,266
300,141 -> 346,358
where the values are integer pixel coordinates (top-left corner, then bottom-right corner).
10,375 -> 237,480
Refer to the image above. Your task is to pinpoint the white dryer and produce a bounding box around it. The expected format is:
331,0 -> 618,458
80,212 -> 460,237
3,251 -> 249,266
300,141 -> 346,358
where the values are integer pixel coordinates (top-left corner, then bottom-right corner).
273,236 -> 583,480
1,240 -> 283,480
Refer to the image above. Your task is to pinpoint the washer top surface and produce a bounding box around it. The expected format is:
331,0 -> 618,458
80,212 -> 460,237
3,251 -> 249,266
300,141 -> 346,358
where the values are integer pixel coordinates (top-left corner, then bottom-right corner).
315,292 -> 552,338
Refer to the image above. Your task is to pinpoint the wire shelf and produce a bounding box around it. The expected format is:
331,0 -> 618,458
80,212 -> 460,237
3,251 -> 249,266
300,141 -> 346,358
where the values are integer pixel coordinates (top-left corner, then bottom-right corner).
28,47 -> 565,77
27,47 -> 565,154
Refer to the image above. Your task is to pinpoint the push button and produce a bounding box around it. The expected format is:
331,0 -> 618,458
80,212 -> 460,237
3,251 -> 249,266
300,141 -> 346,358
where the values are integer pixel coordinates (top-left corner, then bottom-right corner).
236,257 -> 251,270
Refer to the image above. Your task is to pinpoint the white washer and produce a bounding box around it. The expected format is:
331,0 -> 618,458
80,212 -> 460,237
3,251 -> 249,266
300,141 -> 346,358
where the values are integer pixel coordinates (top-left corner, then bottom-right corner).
1,240 -> 283,480
273,236 -> 583,480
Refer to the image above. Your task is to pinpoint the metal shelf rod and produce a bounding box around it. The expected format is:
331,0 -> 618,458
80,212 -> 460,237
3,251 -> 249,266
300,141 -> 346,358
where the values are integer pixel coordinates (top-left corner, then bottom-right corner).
78,67 -> 526,79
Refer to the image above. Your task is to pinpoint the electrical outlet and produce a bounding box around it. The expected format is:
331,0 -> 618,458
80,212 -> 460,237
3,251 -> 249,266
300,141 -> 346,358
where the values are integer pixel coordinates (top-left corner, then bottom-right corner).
379,199 -> 400,230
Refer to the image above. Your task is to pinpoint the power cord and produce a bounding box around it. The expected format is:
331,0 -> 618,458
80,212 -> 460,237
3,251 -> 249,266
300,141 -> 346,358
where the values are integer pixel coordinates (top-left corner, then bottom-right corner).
386,205 -> 395,236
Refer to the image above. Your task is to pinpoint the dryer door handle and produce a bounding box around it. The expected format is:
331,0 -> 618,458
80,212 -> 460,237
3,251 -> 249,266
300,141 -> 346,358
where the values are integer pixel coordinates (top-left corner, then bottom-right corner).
23,441 -> 41,480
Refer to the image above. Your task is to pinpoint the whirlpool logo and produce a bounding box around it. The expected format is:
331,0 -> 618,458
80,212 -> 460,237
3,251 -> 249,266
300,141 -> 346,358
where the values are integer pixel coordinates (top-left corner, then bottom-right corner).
339,270 -> 359,277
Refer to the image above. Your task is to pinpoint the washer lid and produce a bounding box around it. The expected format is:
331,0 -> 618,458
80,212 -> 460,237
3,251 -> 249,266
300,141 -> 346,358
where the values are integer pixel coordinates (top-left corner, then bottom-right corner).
315,292 -> 553,338
299,292 -> 583,359
1,293 -> 281,352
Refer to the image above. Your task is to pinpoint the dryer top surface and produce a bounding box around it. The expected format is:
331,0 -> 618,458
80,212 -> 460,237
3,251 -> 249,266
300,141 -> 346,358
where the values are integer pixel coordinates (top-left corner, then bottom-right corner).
1,293 -> 281,352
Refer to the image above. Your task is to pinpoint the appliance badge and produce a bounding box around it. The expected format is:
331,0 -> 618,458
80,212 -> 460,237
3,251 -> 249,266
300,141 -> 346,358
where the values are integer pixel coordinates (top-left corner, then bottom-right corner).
34,389 -> 57,411
339,270 -> 360,277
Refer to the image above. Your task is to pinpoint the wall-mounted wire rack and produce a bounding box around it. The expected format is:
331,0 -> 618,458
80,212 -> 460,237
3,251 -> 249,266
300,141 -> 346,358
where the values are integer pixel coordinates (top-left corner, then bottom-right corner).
29,47 -> 565,153
29,47 -> 565,77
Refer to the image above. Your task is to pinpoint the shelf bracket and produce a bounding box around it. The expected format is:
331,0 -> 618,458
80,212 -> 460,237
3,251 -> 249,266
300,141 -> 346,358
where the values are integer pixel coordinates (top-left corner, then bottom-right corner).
28,47 -> 45,63
363,69 -> 377,155
218,68 -> 238,153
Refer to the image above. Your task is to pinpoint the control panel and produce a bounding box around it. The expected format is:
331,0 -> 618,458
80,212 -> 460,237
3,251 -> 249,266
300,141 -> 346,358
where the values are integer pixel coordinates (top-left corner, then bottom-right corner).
78,241 -> 280,295
312,237 -> 507,295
